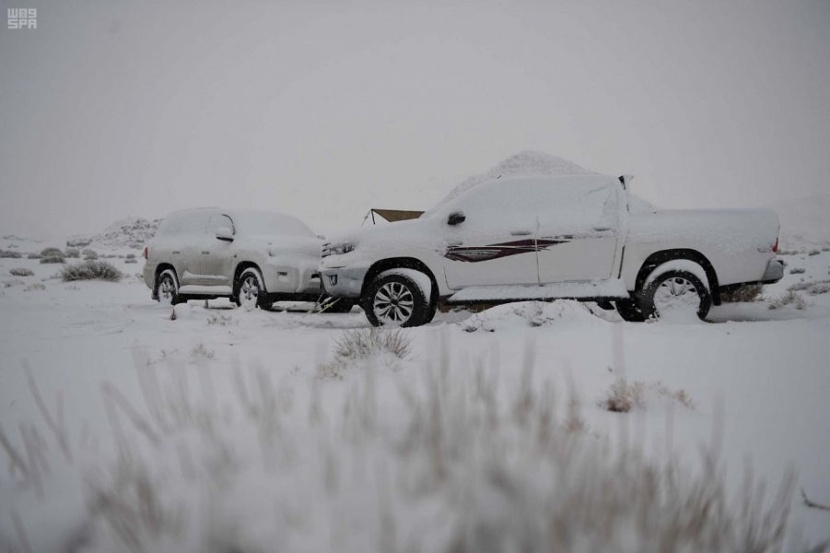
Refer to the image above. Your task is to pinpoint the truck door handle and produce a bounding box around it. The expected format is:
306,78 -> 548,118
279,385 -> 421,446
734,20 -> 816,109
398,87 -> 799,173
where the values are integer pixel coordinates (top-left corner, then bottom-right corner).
510,230 -> 532,236
202,251 -> 210,255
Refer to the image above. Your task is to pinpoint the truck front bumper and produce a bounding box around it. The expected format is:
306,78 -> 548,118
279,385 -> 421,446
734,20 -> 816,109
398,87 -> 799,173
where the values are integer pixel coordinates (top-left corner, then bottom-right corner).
761,259 -> 784,283
320,266 -> 369,299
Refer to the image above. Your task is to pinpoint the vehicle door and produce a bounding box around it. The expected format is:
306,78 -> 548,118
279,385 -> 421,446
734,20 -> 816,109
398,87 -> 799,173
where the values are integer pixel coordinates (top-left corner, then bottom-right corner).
535,179 -> 620,282
441,180 -> 542,288
200,213 -> 235,287
157,211 -> 209,286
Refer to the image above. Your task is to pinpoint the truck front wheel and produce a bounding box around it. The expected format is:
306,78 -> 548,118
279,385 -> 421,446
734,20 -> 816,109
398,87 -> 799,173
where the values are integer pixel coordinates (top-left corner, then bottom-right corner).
362,271 -> 433,327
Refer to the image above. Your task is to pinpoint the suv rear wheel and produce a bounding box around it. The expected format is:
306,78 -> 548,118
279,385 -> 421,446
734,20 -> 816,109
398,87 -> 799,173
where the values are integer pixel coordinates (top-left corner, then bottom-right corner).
156,269 -> 180,306
362,271 -> 433,327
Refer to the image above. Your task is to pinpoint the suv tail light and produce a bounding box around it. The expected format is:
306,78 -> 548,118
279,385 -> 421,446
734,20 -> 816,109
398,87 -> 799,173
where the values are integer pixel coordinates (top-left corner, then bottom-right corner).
772,238 -> 778,253
143,246 -> 149,260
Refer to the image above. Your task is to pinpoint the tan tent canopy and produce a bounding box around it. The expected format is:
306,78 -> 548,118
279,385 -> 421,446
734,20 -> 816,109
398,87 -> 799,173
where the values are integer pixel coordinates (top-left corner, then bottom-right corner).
365,209 -> 424,225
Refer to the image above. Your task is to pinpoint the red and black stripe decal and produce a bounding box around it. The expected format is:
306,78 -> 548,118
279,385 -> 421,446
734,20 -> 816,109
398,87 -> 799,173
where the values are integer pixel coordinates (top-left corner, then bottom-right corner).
444,238 -> 568,263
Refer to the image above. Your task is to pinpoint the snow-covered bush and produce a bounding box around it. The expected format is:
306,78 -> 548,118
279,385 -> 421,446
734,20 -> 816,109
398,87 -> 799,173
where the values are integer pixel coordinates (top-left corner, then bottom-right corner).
9,267 -> 34,277
60,260 -> 123,282
0,249 -> 22,258
27,252 -> 41,259
318,328 -> 411,378
83,248 -> 98,260
24,282 -> 45,291
789,267 -> 806,275
40,247 -> 65,258
65,247 -> 80,258
768,291 -> 808,310
788,280 -> 830,296
600,378 -> 695,413
40,255 -> 65,264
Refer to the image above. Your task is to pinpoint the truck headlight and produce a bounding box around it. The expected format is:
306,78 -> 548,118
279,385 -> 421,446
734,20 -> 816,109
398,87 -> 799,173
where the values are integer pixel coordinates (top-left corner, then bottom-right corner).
323,243 -> 355,257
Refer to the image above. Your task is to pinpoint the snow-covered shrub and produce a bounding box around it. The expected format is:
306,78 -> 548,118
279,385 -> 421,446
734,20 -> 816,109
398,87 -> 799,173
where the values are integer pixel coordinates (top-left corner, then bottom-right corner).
40,255 -> 65,264
124,258 -> 137,264
83,248 -> 98,260
601,378 -> 645,412
600,379 -> 694,413
191,343 -> 214,358
40,247 -> 65,258
207,313 -> 234,326
808,250 -> 820,256
27,253 -> 41,259
0,249 -> 22,258
789,267 -> 806,275
24,282 -> 45,291
335,328 -> 411,360
9,267 -> 34,277
720,284 -> 763,303
60,260 -> 123,282
65,247 -> 80,258
319,328 -> 411,378
788,280 -> 830,296
768,291 -> 808,310
126,253 -> 136,259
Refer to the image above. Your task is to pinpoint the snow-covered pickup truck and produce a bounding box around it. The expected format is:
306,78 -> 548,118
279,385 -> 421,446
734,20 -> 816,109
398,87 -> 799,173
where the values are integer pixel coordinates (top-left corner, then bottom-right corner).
320,175 -> 784,326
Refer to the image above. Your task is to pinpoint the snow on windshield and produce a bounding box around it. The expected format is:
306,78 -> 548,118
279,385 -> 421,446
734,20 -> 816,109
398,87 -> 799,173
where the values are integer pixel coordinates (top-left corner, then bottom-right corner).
230,210 -> 316,237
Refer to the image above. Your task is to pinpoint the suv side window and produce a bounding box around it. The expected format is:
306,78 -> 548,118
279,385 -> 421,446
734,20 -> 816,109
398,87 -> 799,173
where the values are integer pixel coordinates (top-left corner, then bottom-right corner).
208,214 -> 235,235
156,211 -> 210,236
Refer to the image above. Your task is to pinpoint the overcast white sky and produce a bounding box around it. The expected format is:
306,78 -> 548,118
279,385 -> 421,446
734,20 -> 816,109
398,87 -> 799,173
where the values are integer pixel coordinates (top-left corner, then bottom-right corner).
1,0 -> 829,238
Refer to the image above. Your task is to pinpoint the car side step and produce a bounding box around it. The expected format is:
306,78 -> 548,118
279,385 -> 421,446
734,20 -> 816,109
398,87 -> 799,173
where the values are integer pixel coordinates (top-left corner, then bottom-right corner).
446,279 -> 629,303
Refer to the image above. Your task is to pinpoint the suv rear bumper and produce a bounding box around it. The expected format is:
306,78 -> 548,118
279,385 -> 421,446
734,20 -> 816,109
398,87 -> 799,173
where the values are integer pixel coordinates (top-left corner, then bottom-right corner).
320,266 -> 368,299
761,259 -> 784,283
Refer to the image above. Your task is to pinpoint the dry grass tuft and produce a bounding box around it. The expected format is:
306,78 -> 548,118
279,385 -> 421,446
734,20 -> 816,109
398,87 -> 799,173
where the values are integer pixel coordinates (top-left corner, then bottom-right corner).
600,378 -> 695,412
319,328 -> 412,379
768,291 -> 808,310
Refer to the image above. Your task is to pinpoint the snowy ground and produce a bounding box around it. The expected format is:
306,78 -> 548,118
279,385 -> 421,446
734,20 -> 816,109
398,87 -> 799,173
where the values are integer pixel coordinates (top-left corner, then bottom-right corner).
1,242 -> 829,551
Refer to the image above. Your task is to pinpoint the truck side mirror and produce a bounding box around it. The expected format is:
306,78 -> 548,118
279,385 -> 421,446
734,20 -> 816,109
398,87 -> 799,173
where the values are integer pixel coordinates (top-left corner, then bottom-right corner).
215,227 -> 234,241
447,211 -> 466,226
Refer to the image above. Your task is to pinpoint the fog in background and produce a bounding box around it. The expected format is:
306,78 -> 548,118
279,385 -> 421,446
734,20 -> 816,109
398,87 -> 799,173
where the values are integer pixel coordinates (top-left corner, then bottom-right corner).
1,0 -> 829,239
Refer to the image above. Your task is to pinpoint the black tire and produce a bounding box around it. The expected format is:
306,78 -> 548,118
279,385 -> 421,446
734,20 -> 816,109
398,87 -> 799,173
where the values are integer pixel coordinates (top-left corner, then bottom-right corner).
639,270 -> 711,321
361,272 -> 434,327
234,267 -> 267,310
156,269 -> 181,306
615,298 -> 646,322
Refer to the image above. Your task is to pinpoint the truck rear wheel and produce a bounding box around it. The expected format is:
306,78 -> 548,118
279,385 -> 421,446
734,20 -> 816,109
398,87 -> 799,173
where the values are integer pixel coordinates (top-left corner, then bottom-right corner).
639,270 -> 711,321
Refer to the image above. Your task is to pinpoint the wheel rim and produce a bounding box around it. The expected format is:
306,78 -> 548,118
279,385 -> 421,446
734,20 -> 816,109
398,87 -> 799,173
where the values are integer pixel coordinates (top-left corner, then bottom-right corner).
239,275 -> 259,309
373,281 -> 414,325
653,276 -> 700,316
158,275 -> 176,305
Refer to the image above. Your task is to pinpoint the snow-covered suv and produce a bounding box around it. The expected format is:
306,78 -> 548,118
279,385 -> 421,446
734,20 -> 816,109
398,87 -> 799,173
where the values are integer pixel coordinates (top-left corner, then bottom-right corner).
143,208 -> 329,309
320,175 -> 784,326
